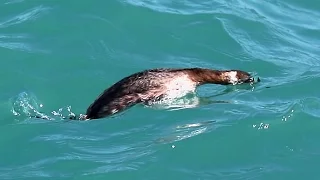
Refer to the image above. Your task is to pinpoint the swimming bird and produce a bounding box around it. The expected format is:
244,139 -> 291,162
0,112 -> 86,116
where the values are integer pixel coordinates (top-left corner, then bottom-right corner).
79,68 -> 259,120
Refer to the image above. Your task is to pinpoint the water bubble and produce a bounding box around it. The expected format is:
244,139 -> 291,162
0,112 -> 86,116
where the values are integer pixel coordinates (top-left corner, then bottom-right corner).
253,122 -> 270,130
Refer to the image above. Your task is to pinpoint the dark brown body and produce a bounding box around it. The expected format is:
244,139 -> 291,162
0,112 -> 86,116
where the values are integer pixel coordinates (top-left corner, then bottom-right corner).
84,68 -> 257,120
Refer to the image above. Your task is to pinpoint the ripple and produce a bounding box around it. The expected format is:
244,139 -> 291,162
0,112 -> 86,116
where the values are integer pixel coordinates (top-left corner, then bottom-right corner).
122,0 -> 224,15
243,96 -> 320,130
69,142 -> 155,175
0,5 -> 50,28
300,97 -> 320,118
247,1 -> 320,30
4,0 -> 25,5
217,16 -> 319,68
155,119 -> 217,144
176,163 -> 288,179
0,42 -> 33,52
2,1 -> 320,179
32,134 -> 105,142
280,101 -> 300,122
0,5 -> 51,52
222,1 -> 319,66
0,32 -> 31,52
123,0 -> 320,69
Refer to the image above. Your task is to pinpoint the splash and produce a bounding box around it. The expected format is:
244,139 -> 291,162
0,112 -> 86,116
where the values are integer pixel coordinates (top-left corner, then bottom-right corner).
10,91 -> 46,118
10,91 -> 78,121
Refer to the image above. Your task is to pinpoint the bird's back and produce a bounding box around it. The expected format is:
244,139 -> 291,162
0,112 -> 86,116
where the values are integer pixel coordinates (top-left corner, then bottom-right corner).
85,68 -> 192,119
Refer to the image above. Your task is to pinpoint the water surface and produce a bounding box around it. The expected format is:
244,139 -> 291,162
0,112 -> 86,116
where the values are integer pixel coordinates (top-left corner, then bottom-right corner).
1,0 -> 320,179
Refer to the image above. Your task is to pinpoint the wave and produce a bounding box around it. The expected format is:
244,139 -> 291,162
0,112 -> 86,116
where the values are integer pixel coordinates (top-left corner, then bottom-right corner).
123,0 -> 320,69
0,5 -> 51,53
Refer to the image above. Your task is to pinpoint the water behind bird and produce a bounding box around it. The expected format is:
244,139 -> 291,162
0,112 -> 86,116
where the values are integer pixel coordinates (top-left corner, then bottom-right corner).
10,91 -> 77,121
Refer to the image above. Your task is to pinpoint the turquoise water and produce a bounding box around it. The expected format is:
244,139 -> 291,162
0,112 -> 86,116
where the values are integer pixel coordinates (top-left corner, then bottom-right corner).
1,0 -> 320,179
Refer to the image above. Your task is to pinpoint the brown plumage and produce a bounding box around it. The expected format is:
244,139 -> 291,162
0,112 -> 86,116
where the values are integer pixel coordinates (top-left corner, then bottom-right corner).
83,68 -> 259,120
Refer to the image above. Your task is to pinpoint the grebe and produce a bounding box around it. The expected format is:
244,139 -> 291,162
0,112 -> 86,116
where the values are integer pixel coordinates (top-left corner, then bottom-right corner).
79,68 -> 259,120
